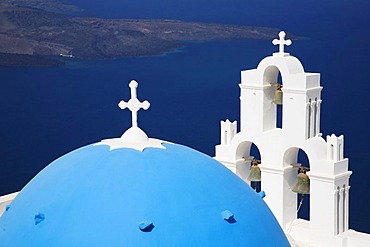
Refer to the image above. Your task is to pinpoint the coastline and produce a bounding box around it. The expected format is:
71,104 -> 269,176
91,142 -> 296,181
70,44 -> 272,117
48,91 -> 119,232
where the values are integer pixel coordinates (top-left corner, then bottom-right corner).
0,53 -> 65,67
0,2 -> 298,66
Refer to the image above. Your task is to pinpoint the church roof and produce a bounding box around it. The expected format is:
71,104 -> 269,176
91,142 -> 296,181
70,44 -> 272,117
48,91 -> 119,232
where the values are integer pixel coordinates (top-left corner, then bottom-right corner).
0,142 -> 289,246
0,80 -> 289,246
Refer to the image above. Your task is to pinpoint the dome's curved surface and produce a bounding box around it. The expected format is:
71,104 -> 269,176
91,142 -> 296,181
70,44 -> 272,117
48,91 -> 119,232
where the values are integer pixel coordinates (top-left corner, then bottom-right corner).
0,142 -> 289,246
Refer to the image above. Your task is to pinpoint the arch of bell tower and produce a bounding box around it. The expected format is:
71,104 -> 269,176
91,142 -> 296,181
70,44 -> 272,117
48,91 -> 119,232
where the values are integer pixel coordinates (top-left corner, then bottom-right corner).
240,51 -> 322,139
216,134 -> 264,184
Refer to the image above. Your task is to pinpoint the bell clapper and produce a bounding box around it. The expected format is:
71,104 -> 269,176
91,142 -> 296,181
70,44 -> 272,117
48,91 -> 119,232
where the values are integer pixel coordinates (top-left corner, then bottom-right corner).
297,194 -> 305,212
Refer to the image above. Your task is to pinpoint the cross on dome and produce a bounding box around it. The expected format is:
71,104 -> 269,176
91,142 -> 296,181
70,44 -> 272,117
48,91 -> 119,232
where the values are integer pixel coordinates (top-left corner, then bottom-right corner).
272,31 -> 292,55
96,80 -> 165,151
118,80 -> 150,128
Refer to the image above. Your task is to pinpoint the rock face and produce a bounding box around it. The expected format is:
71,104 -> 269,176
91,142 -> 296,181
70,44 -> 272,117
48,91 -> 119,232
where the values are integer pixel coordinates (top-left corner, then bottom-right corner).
0,2 -> 288,62
0,1 -> 300,66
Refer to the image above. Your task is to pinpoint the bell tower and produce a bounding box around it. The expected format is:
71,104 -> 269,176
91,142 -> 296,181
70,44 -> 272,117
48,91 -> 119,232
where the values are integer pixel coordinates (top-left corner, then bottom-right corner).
240,31 -> 322,139
214,31 -> 355,246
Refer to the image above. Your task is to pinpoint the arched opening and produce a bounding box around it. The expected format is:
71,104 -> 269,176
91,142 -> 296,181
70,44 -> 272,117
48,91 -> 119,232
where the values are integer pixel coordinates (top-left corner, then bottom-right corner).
263,66 -> 284,131
235,141 -> 262,192
275,72 -> 283,129
248,143 -> 262,192
296,149 -> 310,221
283,147 -> 311,221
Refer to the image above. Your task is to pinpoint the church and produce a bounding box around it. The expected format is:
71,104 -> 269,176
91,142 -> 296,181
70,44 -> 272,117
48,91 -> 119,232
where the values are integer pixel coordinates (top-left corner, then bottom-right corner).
0,31 -> 369,246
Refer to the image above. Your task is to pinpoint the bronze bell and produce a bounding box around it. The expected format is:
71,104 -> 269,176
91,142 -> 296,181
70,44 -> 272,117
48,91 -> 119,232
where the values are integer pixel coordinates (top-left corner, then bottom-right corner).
247,164 -> 261,182
272,84 -> 283,105
292,170 -> 310,195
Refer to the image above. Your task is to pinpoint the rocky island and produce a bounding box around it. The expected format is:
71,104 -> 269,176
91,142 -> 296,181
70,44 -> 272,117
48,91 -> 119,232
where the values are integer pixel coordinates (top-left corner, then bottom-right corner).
0,0 -> 297,66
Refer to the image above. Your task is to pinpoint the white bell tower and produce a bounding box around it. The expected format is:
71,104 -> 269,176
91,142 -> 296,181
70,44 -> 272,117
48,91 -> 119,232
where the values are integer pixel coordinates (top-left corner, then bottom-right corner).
213,31 -> 369,246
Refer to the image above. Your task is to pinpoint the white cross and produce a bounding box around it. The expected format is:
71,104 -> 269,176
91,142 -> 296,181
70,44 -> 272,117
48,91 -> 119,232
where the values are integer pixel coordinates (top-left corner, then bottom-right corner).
272,31 -> 292,54
118,80 -> 150,128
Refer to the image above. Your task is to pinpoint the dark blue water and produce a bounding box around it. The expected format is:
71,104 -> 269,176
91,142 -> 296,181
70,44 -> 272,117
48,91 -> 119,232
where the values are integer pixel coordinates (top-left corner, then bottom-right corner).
1,0 -> 369,233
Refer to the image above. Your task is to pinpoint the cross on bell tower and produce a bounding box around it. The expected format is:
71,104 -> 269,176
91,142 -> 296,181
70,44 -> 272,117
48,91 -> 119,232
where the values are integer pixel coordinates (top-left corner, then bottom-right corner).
118,80 -> 150,128
272,31 -> 292,56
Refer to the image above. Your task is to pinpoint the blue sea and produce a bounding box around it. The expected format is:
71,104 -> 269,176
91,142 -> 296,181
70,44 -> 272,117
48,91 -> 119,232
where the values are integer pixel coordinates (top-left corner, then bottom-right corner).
0,0 -> 369,233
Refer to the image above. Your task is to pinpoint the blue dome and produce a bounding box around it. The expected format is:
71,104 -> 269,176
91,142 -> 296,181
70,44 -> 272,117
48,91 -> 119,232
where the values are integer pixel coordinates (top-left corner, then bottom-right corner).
0,142 -> 289,246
